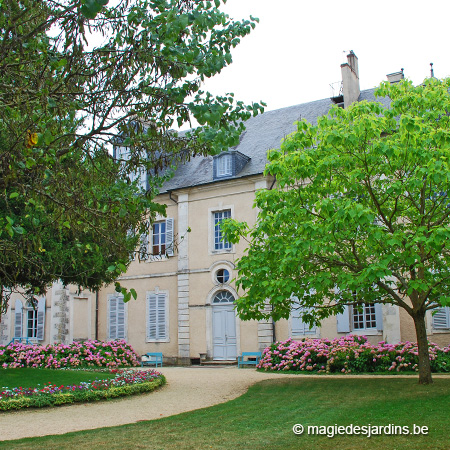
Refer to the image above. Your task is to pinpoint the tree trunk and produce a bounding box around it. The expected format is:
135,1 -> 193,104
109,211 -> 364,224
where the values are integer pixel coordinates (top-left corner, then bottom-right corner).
413,312 -> 433,384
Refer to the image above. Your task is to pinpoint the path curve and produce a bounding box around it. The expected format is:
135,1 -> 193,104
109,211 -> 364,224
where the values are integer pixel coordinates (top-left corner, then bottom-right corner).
1,367 -> 446,441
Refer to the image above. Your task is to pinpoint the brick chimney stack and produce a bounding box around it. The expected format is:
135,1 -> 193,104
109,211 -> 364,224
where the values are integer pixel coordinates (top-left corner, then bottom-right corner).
341,50 -> 360,108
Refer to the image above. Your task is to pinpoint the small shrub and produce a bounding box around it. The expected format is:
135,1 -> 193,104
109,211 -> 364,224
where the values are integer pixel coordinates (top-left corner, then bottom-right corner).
258,335 -> 450,374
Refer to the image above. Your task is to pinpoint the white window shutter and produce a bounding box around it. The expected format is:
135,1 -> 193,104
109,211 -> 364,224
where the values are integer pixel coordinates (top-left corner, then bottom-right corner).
36,297 -> 46,341
291,298 -> 316,336
14,299 -> 23,338
375,303 -> 383,331
165,218 -> 174,256
147,292 -> 167,340
117,299 -> 126,339
433,307 -> 449,329
336,305 -> 350,333
157,294 -> 166,339
147,293 -> 157,340
108,297 -> 118,339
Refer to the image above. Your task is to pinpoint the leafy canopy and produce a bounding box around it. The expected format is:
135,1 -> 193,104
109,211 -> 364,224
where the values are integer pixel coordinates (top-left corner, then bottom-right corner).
224,78 -> 450,324
0,0 -> 264,311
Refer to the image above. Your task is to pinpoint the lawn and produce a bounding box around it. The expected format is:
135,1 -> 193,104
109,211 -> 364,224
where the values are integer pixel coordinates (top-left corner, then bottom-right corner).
2,377 -> 449,449
1,368 -> 117,390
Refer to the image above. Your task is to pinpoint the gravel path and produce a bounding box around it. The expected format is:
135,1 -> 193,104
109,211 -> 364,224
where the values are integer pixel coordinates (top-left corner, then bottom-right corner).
1,367 -> 447,442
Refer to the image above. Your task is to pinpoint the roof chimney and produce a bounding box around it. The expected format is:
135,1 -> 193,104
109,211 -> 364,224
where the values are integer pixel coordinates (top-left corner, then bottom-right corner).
341,50 -> 360,108
386,69 -> 404,83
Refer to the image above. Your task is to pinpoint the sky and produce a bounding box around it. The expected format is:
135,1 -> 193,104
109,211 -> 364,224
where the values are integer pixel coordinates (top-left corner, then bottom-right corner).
201,0 -> 450,112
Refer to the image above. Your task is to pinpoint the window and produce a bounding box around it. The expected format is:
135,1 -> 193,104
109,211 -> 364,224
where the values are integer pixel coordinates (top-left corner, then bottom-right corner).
352,303 -> 377,330
150,218 -> 174,257
14,298 -> 45,341
27,308 -> 38,338
216,153 -> 232,177
336,302 -> 382,333
432,307 -> 450,329
216,269 -> 230,284
152,221 -> 166,255
212,291 -> 235,303
108,295 -> 127,340
214,210 -> 232,251
146,291 -> 168,341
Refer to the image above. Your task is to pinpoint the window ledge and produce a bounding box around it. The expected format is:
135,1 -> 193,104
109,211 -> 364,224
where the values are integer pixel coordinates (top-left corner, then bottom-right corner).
351,329 -> 382,336
143,255 -> 171,263
146,339 -> 170,343
431,329 -> 450,334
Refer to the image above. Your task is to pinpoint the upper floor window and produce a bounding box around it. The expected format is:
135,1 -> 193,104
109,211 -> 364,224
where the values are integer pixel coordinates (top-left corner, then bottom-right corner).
216,269 -> 230,284
214,210 -> 232,251
152,221 -> 166,255
216,154 -> 232,177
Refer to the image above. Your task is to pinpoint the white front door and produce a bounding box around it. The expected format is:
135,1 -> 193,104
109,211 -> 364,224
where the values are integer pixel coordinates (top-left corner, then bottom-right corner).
212,304 -> 237,360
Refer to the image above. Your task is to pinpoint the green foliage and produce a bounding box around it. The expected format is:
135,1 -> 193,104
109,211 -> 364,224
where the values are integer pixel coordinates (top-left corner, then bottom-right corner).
226,79 -> 450,321
0,0 -> 264,311
224,78 -> 450,384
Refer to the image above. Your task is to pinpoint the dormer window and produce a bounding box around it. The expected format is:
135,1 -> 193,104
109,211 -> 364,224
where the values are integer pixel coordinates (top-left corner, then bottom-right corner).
213,151 -> 250,181
217,153 -> 232,177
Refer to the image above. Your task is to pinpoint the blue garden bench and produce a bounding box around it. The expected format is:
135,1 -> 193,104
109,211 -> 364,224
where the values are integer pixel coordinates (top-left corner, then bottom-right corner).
238,352 -> 262,368
141,352 -> 163,368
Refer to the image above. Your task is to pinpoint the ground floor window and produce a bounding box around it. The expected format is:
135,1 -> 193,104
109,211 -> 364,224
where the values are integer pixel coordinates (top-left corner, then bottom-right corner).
353,303 -> 377,330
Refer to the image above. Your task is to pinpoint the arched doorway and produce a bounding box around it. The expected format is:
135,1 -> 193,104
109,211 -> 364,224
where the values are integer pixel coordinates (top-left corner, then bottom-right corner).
212,290 -> 237,360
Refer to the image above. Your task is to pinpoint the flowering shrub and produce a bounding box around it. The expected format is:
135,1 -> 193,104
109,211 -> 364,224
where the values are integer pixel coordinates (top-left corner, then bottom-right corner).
0,340 -> 140,369
0,369 -> 165,410
258,335 -> 450,373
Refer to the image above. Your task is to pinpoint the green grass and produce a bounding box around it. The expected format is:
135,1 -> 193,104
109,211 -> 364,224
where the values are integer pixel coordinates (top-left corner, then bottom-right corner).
2,378 -> 450,449
0,368 -> 116,389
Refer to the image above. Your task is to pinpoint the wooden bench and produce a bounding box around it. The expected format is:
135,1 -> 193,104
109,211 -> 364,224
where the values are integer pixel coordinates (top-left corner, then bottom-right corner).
141,352 -> 163,368
238,352 -> 262,368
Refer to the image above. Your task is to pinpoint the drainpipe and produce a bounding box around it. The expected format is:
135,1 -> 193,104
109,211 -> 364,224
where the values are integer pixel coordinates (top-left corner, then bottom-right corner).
169,191 -> 178,204
95,290 -> 99,341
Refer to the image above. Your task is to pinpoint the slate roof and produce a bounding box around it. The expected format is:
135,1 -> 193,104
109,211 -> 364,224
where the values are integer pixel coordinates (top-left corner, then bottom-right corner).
161,87 -> 390,193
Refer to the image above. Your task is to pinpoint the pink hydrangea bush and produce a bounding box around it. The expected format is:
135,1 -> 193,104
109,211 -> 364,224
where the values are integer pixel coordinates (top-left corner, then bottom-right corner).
0,340 -> 140,369
257,335 -> 450,373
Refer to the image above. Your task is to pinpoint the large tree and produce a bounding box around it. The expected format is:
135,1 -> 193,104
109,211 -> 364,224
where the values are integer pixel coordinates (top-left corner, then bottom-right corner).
0,0 -> 264,314
224,78 -> 450,384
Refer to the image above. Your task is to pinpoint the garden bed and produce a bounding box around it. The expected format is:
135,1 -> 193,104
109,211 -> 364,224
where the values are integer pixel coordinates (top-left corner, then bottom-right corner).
0,339 -> 140,369
258,335 -> 450,373
0,368 -> 165,411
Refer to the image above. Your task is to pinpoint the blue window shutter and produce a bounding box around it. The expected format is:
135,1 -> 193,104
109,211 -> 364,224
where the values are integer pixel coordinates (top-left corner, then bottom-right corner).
165,218 -> 174,256
14,300 -> 23,338
336,305 -> 350,333
375,303 -> 383,331
36,297 -> 46,341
